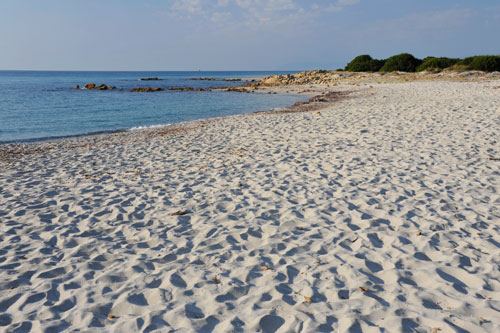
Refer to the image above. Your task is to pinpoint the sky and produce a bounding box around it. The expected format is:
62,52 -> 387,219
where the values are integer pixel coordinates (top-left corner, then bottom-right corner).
0,0 -> 499,71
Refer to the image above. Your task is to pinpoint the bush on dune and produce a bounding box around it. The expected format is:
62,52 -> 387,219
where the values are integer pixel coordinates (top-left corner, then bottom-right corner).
461,56 -> 500,72
416,57 -> 460,72
459,57 -> 475,66
379,53 -> 422,72
344,53 -> 500,73
345,55 -> 385,72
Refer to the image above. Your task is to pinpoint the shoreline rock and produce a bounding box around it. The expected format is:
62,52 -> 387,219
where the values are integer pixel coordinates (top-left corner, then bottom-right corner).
81,83 -> 116,90
168,87 -> 213,92
130,87 -> 164,92
257,69 -> 500,87
168,87 -> 195,91
188,78 -> 243,82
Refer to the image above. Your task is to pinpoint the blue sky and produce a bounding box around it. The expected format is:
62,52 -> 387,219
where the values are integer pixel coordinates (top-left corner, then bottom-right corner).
0,0 -> 499,70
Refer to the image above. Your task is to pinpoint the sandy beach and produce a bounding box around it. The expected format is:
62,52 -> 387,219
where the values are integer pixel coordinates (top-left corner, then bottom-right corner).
1,79 -> 499,332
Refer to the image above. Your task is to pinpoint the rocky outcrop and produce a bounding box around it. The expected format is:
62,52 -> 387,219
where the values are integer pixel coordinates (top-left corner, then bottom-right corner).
258,70 -> 350,86
140,77 -> 161,81
168,86 -> 255,93
169,87 -> 195,91
224,87 -> 248,93
188,78 -> 243,82
254,90 -> 354,115
97,84 -> 116,90
168,87 -> 213,92
258,69 -> 499,87
73,85 -> 80,89
81,83 -> 116,90
189,78 -> 218,81
308,96 -> 328,103
130,87 -> 164,92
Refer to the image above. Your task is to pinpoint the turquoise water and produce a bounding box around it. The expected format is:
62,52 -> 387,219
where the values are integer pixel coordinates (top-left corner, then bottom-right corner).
0,71 -> 304,143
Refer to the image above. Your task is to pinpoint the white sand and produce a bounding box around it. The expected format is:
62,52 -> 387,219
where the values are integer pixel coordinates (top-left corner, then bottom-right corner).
0,80 -> 499,332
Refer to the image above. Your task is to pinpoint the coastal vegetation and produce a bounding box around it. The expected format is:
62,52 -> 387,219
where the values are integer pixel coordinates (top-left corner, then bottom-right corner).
345,55 -> 385,72
345,54 -> 500,72
380,53 -> 422,72
458,56 -> 500,72
416,57 -> 460,72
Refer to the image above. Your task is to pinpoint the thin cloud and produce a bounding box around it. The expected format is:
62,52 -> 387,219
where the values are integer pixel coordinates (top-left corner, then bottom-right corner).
337,0 -> 359,5
168,0 -> 357,23
210,11 -> 233,23
372,8 -> 473,35
170,0 -> 204,15
324,5 -> 342,13
217,0 -> 230,6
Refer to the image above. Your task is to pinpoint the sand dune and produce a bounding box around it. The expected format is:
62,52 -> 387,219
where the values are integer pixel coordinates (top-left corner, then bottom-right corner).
0,80 -> 499,332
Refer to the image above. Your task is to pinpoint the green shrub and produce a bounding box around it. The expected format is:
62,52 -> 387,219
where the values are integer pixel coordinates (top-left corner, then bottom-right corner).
379,53 -> 422,72
344,53 -> 500,73
467,56 -> 500,72
459,57 -> 475,66
345,55 -> 385,72
416,57 -> 460,72
453,56 -> 500,72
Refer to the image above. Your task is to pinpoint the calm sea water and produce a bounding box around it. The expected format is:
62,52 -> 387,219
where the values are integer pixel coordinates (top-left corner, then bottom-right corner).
0,71 -> 304,143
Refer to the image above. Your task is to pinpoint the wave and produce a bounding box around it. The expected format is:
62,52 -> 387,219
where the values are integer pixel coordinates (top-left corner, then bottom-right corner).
0,123 -> 176,145
0,129 -> 128,145
129,124 -> 170,131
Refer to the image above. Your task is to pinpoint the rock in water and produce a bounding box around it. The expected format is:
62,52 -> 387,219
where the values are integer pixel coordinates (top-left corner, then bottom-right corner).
130,87 -> 165,92
168,87 -> 195,91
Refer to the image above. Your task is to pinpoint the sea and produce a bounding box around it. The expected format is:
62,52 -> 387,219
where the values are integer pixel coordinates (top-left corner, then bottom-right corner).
0,71 -> 306,144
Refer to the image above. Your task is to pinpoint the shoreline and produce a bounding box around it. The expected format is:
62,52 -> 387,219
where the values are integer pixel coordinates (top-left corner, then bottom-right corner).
0,70 -> 300,146
0,82 -> 299,147
2,69 -> 498,148
0,82 -> 363,159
